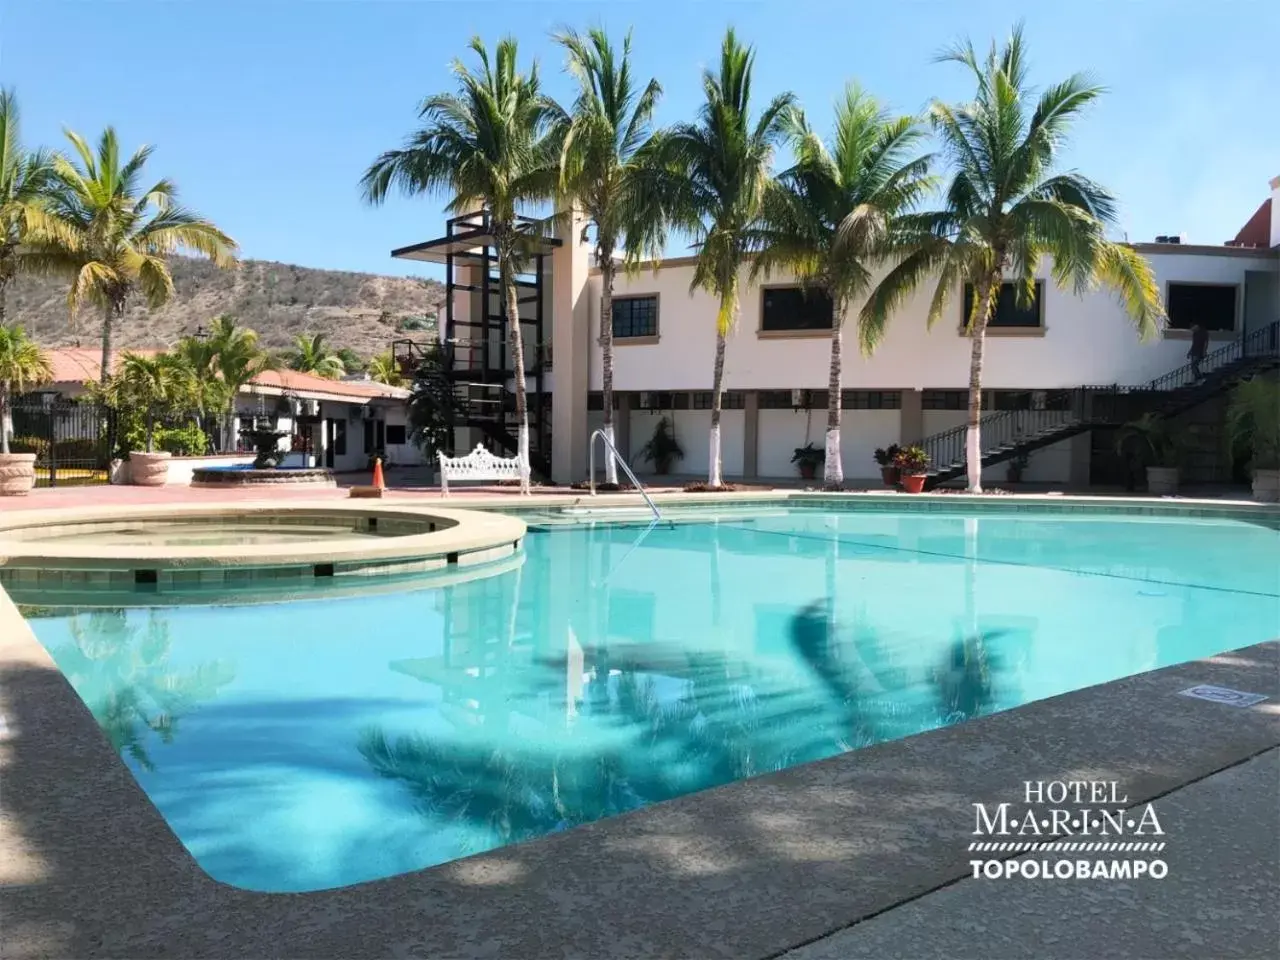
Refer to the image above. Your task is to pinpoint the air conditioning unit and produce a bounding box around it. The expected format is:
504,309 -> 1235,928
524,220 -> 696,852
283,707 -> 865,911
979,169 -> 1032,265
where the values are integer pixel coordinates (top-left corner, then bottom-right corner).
360,407 -> 377,421
791,389 -> 805,409
637,392 -> 652,410
298,399 -> 319,417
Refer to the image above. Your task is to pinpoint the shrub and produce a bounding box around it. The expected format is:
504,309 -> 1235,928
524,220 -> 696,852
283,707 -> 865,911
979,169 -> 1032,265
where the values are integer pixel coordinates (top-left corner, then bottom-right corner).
7,435 -> 46,457
155,423 -> 209,456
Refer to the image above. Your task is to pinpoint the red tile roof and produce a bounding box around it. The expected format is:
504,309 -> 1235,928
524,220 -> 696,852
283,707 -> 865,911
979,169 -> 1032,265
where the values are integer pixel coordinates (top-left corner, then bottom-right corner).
247,368 -> 409,400
43,348 -> 408,402
46,347 -> 163,384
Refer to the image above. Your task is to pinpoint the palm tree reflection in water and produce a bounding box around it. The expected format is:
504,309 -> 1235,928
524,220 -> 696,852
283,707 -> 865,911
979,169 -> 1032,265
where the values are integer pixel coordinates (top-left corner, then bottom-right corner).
53,609 -> 236,771
360,589 -> 1011,860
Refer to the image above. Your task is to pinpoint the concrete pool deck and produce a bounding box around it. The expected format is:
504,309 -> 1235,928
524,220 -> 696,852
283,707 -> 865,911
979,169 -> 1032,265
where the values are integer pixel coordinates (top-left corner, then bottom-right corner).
1,488 -> 1277,958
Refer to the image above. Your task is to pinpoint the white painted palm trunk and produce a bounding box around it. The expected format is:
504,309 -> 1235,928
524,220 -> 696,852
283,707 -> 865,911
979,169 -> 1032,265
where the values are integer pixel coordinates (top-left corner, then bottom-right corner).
823,428 -> 842,489
1,408 -> 11,455
517,422 -> 531,495
708,423 -> 722,488
965,427 -> 982,492
602,421 -> 619,485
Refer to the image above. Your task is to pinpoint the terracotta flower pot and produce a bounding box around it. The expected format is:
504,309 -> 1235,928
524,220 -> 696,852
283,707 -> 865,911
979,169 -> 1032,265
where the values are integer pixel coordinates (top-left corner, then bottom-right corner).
130,451 -> 172,487
799,462 -> 817,480
901,472 -> 927,494
0,452 -> 37,496
880,466 -> 900,487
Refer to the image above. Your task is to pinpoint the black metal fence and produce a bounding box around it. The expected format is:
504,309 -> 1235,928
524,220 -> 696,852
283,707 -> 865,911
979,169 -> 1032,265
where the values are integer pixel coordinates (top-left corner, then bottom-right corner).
9,398 -> 116,488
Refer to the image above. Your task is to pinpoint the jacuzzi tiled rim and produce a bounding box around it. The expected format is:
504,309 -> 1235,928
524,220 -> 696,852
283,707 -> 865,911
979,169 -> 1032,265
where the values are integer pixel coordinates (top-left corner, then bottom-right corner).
0,501 -> 526,598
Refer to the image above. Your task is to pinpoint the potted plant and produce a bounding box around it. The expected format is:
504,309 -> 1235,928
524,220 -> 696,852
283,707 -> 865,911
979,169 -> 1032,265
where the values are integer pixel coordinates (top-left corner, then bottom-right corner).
791,442 -> 825,481
1006,450 -> 1030,484
1115,413 -> 1180,495
1228,374 -> 1280,502
873,444 -> 902,487
0,324 -> 54,496
103,352 -> 193,487
894,445 -> 930,493
638,416 -> 684,475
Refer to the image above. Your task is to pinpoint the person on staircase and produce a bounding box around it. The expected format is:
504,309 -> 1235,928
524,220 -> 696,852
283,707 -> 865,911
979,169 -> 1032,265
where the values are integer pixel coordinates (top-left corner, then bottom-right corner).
1188,323 -> 1209,381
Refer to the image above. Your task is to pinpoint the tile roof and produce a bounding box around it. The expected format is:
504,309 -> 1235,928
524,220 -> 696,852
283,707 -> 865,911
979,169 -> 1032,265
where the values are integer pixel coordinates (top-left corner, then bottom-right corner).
42,348 -> 410,402
46,347 -> 162,384
246,368 -> 410,401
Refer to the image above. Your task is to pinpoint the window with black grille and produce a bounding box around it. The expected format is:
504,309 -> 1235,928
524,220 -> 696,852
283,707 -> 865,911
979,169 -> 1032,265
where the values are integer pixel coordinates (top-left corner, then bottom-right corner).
841,390 -> 903,410
1165,283 -> 1236,331
761,286 -> 834,332
691,391 -> 745,410
612,296 -> 659,338
962,281 -> 1043,328
923,390 -> 970,410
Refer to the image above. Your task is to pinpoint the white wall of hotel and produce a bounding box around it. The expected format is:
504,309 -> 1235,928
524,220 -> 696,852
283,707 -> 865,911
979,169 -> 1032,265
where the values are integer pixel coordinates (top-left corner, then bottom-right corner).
527,235 -> 1276,484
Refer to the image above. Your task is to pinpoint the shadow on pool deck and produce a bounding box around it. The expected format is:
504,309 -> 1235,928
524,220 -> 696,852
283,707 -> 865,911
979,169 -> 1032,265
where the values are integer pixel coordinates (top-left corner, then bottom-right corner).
2,617 -> 1278,960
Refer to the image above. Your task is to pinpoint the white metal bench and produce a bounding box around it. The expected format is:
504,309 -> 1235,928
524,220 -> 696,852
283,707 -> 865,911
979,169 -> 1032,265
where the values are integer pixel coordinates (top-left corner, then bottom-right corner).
438,444 -> 528,496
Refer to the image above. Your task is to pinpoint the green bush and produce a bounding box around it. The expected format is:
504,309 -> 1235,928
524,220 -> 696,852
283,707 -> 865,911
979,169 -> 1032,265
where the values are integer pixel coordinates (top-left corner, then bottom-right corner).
8,435 -> 46,457
155,424 -> 209,456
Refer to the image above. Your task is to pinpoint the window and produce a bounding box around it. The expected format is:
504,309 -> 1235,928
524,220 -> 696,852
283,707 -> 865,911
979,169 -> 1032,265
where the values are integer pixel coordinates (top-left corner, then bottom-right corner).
962,281 -> 1043,328
638,391 -> 688,410
385,424 -> 407,445
1165,283 -> 1236,331
692,391 -> 746,410
612,296 -> 658,339
761,286 -> 834,332
923,390 -> 992,411
758,390 -> 794,410
841,390 -> 902,410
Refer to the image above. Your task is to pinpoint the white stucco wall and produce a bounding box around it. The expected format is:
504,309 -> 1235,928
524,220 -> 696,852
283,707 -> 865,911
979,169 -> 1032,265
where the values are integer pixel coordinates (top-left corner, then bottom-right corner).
591,249 -> 1277,393
628,408 -> 745,478
1270,176 -> 1280,248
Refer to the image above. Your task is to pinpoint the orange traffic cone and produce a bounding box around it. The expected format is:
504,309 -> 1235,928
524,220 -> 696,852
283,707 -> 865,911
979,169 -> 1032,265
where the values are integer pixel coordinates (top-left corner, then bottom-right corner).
372,457 -> 385,491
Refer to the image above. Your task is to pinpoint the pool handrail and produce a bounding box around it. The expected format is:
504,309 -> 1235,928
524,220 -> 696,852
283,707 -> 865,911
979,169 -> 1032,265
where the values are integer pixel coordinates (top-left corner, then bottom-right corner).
588,429 -> 662,523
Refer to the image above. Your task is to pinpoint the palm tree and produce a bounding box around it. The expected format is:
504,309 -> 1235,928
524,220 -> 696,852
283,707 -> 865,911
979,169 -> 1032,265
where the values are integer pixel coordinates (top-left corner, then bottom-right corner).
367,350 -> 406,387
288,332 -> 345,379
362,37 -> 560,494
106,351 -> 193,453
31,127 -> 237,384
553,27 -> 662,484
174,315 -> 275,450
0,89 -> 58,325
638,30 -> 795,487
754,87 -> 933,489
862,25 -> 1163,491
0,323 -> 53,454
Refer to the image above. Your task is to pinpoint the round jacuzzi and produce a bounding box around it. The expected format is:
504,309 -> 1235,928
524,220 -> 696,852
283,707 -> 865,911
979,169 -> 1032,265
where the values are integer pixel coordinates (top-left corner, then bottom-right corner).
0,502 -> 525,605
190,464 -> 336,487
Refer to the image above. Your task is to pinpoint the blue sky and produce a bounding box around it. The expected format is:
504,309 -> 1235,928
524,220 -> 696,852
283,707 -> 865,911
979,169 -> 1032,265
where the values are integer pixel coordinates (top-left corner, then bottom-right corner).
3,1 -> 1275,281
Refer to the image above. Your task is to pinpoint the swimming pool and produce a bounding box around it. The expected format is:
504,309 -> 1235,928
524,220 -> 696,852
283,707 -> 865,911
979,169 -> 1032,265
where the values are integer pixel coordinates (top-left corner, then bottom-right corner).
20,506 -> 1280,892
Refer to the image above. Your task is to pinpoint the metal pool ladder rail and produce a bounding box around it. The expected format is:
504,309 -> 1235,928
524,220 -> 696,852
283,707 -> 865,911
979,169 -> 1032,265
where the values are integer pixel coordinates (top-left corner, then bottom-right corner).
588,428 -> 663,523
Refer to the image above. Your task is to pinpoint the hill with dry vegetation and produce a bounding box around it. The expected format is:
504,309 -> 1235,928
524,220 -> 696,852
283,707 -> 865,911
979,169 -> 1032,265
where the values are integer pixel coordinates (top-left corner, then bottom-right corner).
8,257 -> 443,359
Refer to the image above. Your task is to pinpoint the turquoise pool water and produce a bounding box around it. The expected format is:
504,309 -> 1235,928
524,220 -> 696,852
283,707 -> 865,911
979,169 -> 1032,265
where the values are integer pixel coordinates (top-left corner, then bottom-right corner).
22,507 -> 1280,892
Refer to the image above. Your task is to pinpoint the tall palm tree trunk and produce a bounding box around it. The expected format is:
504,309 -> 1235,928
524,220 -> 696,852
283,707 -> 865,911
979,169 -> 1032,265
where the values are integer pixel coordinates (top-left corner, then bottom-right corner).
708,328 -> 727,488
1,381 -> 11,455
599,254 -> 619,484
500,243 -> 531,494
100,296 -> 126,385
0,266 -> 11,325
824,321 -> 844,490
965,280 -> 996,492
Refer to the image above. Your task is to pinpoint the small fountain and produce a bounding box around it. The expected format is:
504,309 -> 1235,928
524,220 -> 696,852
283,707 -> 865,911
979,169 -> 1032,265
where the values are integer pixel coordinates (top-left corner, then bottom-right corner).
190,417 -> 336,488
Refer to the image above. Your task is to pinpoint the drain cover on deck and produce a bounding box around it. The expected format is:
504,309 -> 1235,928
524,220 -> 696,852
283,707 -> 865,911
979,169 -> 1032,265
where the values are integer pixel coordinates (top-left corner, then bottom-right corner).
1177,684 -> 1269,708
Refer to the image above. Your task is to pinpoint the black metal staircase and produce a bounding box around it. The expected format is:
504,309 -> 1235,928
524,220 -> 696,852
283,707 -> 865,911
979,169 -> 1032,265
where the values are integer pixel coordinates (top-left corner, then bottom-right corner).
916,320 -> 1280,489
388,211 -> 560,480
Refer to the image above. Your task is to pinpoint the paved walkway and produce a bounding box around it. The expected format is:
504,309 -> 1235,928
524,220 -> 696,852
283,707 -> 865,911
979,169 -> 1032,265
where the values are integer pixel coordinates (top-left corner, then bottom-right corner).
784,747 -> 1280,960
